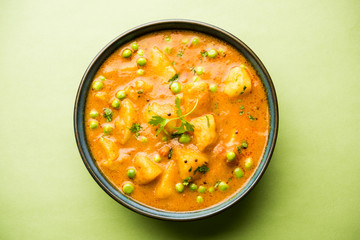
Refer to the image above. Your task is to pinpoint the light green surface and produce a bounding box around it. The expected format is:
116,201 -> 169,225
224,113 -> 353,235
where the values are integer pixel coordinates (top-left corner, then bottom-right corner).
1,0 -> 359,239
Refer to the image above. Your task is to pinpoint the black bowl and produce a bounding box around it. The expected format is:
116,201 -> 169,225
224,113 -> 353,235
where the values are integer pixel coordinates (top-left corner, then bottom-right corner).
74,19 -> 278,221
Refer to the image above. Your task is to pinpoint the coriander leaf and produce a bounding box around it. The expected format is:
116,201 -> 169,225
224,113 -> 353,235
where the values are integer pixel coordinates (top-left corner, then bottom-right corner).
206,115 -> 210,128
193,165 -> 209,174
129,123 -> 143,137
148,115 -> 170,136
240,86 -> 247,95
183,176 -> 192,186
177,49 -> 184,57
175,96 -> 182,117
200,51 -> 208,57
168,74 -> 179,83
103,108 -> 113,122
168,148 -> 173,159
237,146 -> 242,154
248,113 -> 256,121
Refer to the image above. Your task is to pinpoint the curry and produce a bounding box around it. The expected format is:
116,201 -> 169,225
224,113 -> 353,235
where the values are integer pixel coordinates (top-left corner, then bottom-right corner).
84,30 -> 269,211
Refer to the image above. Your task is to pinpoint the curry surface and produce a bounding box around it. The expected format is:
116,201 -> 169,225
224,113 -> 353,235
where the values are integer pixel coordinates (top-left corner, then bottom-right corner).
85,30 -> 269,211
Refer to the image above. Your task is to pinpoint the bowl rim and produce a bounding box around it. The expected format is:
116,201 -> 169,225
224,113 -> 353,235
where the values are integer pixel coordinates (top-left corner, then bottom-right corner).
74,19 -> 279,221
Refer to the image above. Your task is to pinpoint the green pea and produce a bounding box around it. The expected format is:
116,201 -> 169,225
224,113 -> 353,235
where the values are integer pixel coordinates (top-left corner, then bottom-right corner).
234,167 -> 244,178
241,140 -> 248,149
192,37 -> 199,45
189,183 -> 197,191
226,151 -> 236,162
198,186 -> 206,193
116,90 -> 126,100
99,75 -> 106,81
89,110 -> 99,118
137,57 -> 147,66
162,136 -> 168,141
209,84 -> 218,93
208,186 -> 215,193
131,42 -> 139,51
179,134 -> 190,143
164,46 -> 172,54
122,182 -> 134,194
164,36 -> 171,42
112,99 -> 121,109
244,157 -> 253,170
196,66 -> 204,75
196,196 -> 204,203
137,69 -> 145,76
176,183 -> 185,193
137,49 -> 144,56
122,49 -> 132,58
218,181 -> 229,191
127,168 -> 136,179
92,81 -> 103,91
89,120 -> 98,129
103,124 -> 113,134
154,154 -> 161,163
208,49 -> 218,58
170,82 -> 181,94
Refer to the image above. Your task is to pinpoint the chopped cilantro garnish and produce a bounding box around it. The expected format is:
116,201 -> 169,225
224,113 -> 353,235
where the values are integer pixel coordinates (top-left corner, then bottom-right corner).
183,177 -> 192,185
103,108 -> 113,122
240,105 -> 244,110
200,51 -> 208,57
240,86 -> 247,95
248,113 -> 256,121
177,49 -> 184,57
194,165 -> 209,174
237,146 -> 242,154
148,96 -> 198,136
168,148 -> 173,159
168,74 -> 179,83
206,115 -> 210,128
129,123 -> 143,137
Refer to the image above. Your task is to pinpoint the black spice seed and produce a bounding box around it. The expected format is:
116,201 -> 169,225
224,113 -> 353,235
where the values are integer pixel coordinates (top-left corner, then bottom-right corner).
235,131 -> 238,134
146,99 -> 150,102
203,182 -> 207,184
167,113 -> 171,116
184,160 -> 187,163
195,159 -> 198,162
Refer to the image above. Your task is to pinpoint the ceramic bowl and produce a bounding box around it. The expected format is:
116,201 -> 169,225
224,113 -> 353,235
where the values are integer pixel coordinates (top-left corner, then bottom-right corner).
74,19 -> 278,221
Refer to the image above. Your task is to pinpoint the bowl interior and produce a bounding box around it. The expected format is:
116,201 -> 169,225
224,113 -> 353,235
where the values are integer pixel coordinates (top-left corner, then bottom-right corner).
74,19 -> 278,221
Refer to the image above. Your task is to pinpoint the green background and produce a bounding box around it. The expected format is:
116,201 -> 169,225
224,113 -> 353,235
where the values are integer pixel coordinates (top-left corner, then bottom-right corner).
1,0 -> 359,239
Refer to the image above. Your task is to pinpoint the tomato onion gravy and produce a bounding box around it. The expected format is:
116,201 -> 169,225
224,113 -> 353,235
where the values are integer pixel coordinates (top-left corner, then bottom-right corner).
85,30 -> 269,211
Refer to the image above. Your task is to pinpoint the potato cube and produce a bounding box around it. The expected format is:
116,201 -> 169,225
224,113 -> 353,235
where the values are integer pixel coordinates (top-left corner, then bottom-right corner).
155,160 -> 177,199
182,81 -> 210,117
144,102 -> 178,134
223,66 -> 252,97
190,114 -> 216,151
114,99 -> 136,144
174,145 -> 208,180
148,46 -> 177,82
133,153 -> 162,184
99,136 -> 118,162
